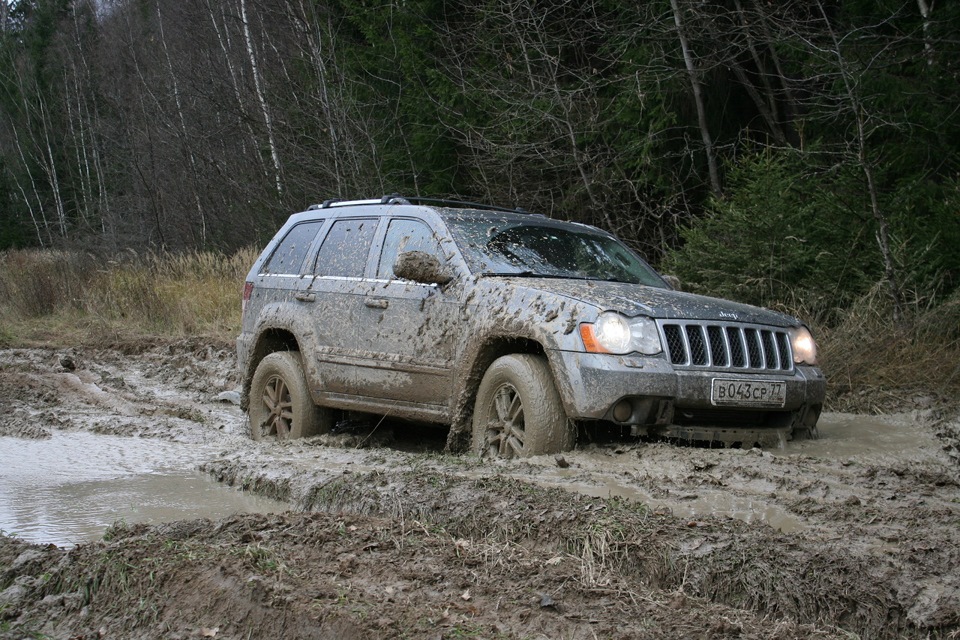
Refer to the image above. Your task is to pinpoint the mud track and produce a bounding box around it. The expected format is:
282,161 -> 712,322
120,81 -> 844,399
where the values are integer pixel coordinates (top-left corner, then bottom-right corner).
1,342 -> 959,639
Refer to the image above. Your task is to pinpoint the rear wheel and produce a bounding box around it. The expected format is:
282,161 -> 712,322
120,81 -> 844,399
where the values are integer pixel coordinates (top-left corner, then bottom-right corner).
249,351 -> 331,441
472,354 -> 574,458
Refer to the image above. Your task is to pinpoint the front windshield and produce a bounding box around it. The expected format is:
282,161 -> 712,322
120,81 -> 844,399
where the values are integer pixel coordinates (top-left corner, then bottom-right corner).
444,215 -> 667,287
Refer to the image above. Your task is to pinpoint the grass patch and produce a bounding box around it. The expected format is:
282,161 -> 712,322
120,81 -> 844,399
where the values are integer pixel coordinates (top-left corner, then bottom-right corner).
0,248 -> 258,346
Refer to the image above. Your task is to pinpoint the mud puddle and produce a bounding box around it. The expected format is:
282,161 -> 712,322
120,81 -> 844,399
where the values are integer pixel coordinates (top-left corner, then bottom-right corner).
782,411 -> 934,461
500,412 -> 937,533
0,432 -> 287,546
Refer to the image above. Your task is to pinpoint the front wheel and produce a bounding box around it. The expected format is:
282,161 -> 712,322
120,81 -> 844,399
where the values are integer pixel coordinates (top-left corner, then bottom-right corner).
249,351 -> 331,441
472,354 -> 575,459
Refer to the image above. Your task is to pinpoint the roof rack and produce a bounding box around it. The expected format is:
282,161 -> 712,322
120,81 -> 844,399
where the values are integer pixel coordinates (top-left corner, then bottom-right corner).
306,195 -> 529,214
307,198 -> 384,210
400,196 -> 528,214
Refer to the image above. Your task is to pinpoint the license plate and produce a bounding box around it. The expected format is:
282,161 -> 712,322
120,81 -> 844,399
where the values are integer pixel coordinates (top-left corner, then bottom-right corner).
711,379 -> 786,407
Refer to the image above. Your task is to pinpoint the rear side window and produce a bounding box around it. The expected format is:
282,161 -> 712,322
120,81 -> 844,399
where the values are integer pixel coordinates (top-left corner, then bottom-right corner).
377,219 -> 441,278
314,218 -> 377,277
262,221 -> 325,274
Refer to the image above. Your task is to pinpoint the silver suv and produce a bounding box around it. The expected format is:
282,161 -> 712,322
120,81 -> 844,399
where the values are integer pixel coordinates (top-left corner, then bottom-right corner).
238,196 -> 825,456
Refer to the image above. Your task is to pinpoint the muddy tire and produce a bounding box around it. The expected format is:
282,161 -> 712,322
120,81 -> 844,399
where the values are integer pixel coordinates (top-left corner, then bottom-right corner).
249,351 -> 331,441
472,354 -> 574,458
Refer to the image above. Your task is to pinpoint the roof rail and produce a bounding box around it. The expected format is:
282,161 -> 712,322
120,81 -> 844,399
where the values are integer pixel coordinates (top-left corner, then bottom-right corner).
398,196 -> 529,215
306,196 -> 407,210
305,195 -> 530,214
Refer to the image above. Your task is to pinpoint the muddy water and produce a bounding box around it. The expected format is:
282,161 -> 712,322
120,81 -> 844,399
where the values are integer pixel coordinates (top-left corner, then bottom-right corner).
0,432 -> 287,547
519,412 -> 928,534
783,412 -> 930,461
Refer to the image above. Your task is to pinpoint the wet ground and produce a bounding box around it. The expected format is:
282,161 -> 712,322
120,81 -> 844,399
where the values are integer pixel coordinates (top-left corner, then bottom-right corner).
1,342 -> 959,639
0,432 -> 287,546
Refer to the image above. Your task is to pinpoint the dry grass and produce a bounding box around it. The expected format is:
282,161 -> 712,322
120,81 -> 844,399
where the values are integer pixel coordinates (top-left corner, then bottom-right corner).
0,247 -> 259,347
818,283 -> 960,412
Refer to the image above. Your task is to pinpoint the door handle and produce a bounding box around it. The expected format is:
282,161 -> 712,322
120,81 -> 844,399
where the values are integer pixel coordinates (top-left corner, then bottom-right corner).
295,292 -> 316,302
364,298 -> 389,309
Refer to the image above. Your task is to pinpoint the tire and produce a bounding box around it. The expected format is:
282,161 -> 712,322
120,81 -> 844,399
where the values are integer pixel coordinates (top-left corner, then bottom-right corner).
472,354 -> 575,458
789,403 -> 822,441
249,351 -> 331,441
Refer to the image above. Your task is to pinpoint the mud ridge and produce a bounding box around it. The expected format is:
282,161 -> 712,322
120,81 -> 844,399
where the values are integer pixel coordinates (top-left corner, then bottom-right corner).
203,461 -> 949,639
3,510 -> 858,640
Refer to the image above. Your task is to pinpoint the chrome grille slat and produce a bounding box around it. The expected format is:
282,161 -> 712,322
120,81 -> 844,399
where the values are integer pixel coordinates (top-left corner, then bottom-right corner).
658,320 -> 794,373
687,325 -> 708,365
761,331 -> 778,369
707,326 -> 727,367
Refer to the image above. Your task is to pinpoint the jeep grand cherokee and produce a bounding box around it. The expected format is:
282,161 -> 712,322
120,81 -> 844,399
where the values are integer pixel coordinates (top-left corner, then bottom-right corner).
238,196 -> 825,457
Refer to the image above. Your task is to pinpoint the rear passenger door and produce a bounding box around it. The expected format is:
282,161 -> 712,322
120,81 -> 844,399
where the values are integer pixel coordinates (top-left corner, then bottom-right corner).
353,217 -> 461,412
302,217 -> 379,398
245,219 -> 326,332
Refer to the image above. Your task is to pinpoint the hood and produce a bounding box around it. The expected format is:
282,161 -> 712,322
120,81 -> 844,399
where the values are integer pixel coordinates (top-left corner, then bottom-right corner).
490,278 -> 798,327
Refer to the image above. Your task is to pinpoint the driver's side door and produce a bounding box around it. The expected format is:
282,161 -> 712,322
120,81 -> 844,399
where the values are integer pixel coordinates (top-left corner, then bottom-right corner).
353,218 -> 461,413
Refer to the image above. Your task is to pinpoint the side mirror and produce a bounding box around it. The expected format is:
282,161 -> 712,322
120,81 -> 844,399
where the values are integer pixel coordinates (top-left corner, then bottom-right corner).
394,251 -> 454,285
661,274 -> 681,291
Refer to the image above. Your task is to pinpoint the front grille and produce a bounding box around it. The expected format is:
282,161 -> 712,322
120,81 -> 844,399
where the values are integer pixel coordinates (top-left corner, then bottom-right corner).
659,320 -> 793,373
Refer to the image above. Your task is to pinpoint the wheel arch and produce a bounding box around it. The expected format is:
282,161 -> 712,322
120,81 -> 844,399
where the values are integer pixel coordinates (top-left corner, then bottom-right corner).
240,328 -> 301,411
446,335 -> 551,452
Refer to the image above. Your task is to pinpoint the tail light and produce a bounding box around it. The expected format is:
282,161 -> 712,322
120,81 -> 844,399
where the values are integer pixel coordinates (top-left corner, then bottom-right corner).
242,281 -> 254,314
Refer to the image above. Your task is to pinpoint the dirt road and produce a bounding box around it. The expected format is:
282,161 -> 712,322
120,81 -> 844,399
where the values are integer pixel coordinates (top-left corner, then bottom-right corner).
1,342 -> 958,639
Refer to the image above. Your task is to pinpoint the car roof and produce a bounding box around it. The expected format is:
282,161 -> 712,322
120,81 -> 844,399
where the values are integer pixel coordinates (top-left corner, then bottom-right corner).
292,196 -> 598,231
306,195 -> 529,216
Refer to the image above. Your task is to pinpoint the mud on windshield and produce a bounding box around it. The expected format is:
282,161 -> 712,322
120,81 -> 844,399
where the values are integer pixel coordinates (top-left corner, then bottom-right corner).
444,215 -> 667,287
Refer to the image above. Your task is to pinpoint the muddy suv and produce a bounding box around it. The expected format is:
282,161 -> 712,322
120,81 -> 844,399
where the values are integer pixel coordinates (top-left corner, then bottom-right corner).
238,196 -> 825,456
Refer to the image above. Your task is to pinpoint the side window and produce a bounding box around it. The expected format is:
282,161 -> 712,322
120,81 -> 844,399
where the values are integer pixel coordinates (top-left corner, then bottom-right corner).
314,218 -> 377,277
262,221 -> 324,275
377,219 -> 442,279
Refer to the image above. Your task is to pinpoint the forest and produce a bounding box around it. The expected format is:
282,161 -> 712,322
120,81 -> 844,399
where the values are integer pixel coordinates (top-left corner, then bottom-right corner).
0,0 -> 958,325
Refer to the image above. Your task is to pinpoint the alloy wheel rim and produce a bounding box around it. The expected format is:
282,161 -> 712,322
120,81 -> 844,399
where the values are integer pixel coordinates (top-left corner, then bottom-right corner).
486,382 -> 525,458
261,374 -> 293,439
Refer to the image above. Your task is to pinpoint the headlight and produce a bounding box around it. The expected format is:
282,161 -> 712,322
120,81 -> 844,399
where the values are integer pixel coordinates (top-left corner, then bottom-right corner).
580,312 -> 663,355
789,326 -> 818,365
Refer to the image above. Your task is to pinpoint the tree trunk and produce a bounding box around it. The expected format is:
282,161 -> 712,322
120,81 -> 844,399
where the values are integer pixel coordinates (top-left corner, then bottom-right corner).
917,0 -> 934,65
155,0 -> 206,246
206,0 -> 267,178
669,0 -> 721,196
731,0 -> 789,145
240,0 -> 283,197
816,1 -> 904,324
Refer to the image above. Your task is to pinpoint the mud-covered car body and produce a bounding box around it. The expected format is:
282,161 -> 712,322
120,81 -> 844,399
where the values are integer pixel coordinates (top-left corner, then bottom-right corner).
238,196 -> 825,454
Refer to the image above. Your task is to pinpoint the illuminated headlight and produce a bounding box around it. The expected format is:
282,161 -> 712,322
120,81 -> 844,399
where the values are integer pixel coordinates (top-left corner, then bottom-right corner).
580,312 -> 662,355
789,326 -> 818,365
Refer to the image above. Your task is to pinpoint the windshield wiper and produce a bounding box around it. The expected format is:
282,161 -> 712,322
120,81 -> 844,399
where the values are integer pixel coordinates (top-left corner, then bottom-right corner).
481,271 -> 635,282
481,271 -> 587,279
584,275 -> 636,284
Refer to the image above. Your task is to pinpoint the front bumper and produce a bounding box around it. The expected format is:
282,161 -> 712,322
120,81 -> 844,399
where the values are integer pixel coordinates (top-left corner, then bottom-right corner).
547,349 -> 825,424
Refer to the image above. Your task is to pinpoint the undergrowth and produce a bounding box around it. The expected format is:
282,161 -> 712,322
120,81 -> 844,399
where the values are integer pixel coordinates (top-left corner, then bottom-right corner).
0,248 -> 257,345
816,283 -> 960,411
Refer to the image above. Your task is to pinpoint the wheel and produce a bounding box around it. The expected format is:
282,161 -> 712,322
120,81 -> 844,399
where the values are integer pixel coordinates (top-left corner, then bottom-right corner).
249,351 -> 331,441
472,354 -> 575,458
790,403 -> 822,441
